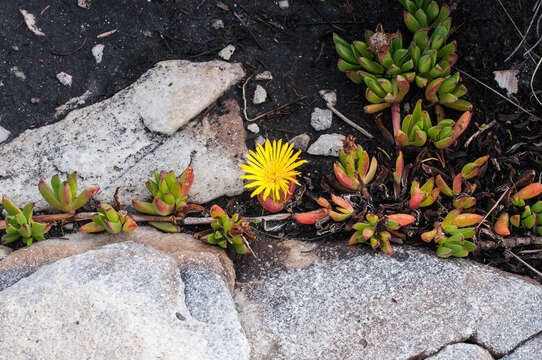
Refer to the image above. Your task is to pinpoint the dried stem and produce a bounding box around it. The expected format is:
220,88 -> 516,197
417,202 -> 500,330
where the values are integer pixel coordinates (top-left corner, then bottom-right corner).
25,212 -> 292,228
478,236 -> 542,249
325,103 -> 374,139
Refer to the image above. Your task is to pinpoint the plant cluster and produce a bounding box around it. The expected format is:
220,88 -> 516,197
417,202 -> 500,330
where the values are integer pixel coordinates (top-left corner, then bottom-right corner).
195,205 -> 255,254
1,197 -> 51,246
333,0 -> 472,148
494,183 -> 542,237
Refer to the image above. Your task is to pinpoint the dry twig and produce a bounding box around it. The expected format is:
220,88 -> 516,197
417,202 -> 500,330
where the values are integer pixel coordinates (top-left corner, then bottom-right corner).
464,120 -> 496,148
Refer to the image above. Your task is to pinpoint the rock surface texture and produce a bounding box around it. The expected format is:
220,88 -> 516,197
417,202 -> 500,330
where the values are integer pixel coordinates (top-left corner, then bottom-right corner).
426,343 -> 494,360
0,227 -> 236,292
0,241 -> 249,360
501,334 -> 542,360
234,243 -> 542,360
0,60 -> 247,210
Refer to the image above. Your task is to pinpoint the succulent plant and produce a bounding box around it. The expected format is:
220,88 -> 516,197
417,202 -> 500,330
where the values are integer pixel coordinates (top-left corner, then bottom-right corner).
349,213 -> 416,255
394,99 -> 471,148
511,182 -> 542,207
132,167 -> 194,216
1,196 -> 51,245
333,136 -> 378,193
38,172 -> 99,213
196,205 -> 254,254
421,209 -> 482,258
79,203 -> 137,234
399,0 -> 472,111
508,201 -> 542,235
294,194 -> 354,224
409,177 -> 440,209
399,0 -> 451,31
333,28 -> 412,114
494,212 -> 511,236
460,155 -> 490,180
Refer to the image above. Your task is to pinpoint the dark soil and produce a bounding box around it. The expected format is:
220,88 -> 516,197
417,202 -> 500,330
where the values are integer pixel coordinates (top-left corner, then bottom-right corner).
1,0 -> 542,280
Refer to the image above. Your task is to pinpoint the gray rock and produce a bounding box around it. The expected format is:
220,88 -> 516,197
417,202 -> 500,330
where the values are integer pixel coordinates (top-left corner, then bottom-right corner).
426,343 -> 494,360
0,61 -> 247,210
288,133 -> 310,151
501,334 -> 542,360
0,227 -> 236,293
247,123 -> 260,133
0,245 -> 12,261
235,244 -> 542,359
310,107 -> 333,131
133,60 -> 244,134
306,133 -> 345,156
0,126 -> 10,143
0,242 -> 249,360
219,45 -> 236,61
253,85 -> 267,104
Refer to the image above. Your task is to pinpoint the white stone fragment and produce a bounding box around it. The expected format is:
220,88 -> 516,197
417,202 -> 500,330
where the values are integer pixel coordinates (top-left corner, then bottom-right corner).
77,0 -> 92,9
0,126 -> 10,143
318,89 -> 337,107
255,136 -> 266,146
212,19 -> 224,29
219,45 -> 236,61
56,72 -> 73,87
92,44 -> 105,64
310,107 -> 333,131
288,133 -> 310,151
253,85 -> 267,104
255,71 -> 273,81
10,66 -> 26,80
494,70 -> 519,96
247,123 -> 260,133
19,9 -> 45,36
278,0 -> 289,9
307,134 -> 345,156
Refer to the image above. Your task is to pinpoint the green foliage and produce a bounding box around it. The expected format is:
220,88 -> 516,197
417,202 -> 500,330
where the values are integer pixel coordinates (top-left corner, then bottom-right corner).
79,203 -> 138,234
1,196 -> 51,246
38,172 -> 99,213
196,205 -> 254,254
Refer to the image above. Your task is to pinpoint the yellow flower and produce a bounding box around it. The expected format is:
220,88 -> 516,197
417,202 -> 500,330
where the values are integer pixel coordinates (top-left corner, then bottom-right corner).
240,139 -> 306,201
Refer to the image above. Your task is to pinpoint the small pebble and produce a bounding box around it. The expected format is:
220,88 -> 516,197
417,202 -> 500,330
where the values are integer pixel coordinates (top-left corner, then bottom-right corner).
10,66 -> 26,80
56,72 -> 73,87
253,85 -> 267,104
211,19 -> 224,29
92,44 -> 105,64
63,223 -> 74,231
310,108 -> 333,131
218,45 -> 236,61
0,245 -> 13,261
307,134 -> 345,157
30,98 -> 40,104
255,136 -> 266,146
318,89 -> 337,107
278,0 -> 289,9
0,126 -> 10,143
77,0 -> 92,9
247,123 -> 260,133
255,71 -> 273,81
289,134 -> 310,151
